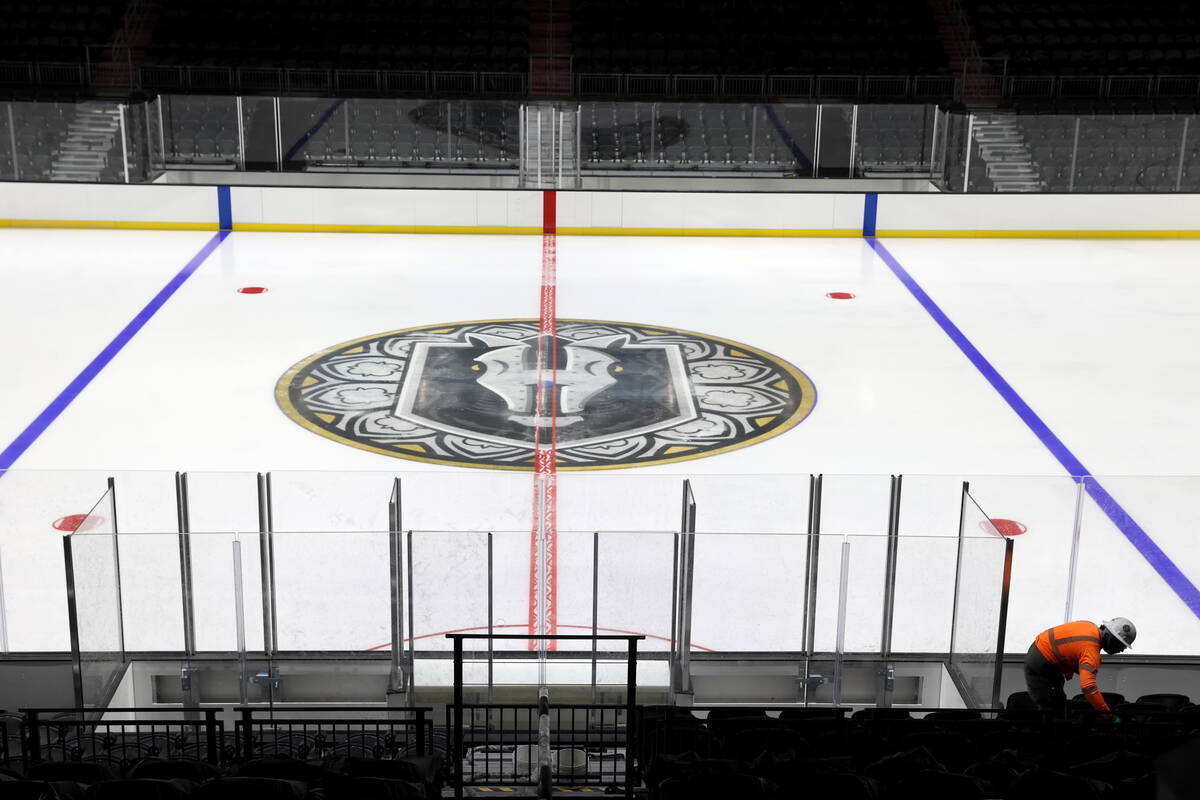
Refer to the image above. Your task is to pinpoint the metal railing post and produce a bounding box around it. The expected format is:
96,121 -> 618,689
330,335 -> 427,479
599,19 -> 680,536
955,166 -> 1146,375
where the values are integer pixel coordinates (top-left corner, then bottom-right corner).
118,104 -> 130,183
6,104 -> 19,180
878,475 -> 902,706
1176,117 -> 1189,192
962,113 -> 975,192
1064,478 -> 1085,621
256,473 -> 277,657
1069,117 -> 1080,192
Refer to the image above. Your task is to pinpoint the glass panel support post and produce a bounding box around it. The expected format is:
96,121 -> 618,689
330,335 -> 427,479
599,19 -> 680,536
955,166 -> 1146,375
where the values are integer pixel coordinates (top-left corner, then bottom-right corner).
962,113 -> 975,193
1064,478 -> 1085,622
813,105 -> 823,178
272,97 -> 282,170
119,104 -> 130,183
1069,117 -> 1080,192
487,531 -> 494,703
63,533 -> 85,708
670,480 -> 697,701
0,543 -> 8,653
877,474 -> 902,706
342,100 -> 350,164
575,104 -> 582,185
175,472 -> 197,657
749,103 -> 757,164
992,537 -> 1015,709
848,104 -> 859,178
107,477 -> 125,660
235,96 -> 246,170
949,481 -> 969,658
1176,117 -> 1190,192
6,103 -> 18,180
650,102 -> 657,164
929,106 -> 940,179
256,473 -> 277,657
232,537 -> 248,707
591,531 -> 599,703
832,537 -> 850,708
406,531 -> 415,694
802,474 -> 822,658
387,477 -> 409,700
176,471 -> 198,709
156,96 -> 165,168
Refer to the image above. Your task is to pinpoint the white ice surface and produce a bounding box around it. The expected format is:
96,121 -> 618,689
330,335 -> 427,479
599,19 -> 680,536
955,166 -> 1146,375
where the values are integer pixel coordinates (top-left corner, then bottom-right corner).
0,230 -> 1198,660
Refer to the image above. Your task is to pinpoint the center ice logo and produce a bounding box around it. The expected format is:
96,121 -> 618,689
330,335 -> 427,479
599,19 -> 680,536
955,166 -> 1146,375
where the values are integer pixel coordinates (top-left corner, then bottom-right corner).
276,320 -> 816,470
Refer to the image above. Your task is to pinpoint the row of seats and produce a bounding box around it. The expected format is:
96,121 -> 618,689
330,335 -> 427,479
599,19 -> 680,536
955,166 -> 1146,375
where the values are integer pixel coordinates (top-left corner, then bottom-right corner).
0,755 -> 440,800
572,0 -> 950,76
145,0 -> 530,72
641,695 -> 1199,799
0,2 -> 120,63
966,0 -> 1200,75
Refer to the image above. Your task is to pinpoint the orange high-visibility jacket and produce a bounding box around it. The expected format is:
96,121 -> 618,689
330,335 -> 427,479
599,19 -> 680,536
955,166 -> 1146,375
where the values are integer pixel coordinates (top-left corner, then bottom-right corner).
1035,621 -> 1109,712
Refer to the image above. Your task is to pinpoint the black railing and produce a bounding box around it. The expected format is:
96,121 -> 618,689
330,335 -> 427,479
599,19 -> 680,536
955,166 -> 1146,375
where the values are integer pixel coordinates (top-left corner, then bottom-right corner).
22,708 -> 223,768
233,705 -> 433,762
456,703 -> 629,791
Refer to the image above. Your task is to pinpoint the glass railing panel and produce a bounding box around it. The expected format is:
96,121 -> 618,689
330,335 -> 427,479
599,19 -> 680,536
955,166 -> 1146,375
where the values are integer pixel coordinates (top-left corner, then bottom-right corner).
595,531 -> 675,652
114,531 -> 185,652
266,471 -> 399,533
757,103 -> 817,175
854,104 -> 937,178
159,94 -> 240,167
948,490 -> 1010,708
816,104 -> 854,179
690,532 -> 808,652
0,471 -> 128,650
901,474 -> 1079,653
408,530 -> 490,652
180,471 -> 260,533
890,534 -> 960,653
1075,114 -> 1187,193
1075,476 -> 1200,656
271,531 -> 392,652
189,531 -> 264,652
820,474 -> 892,537
66,487 -> 124,707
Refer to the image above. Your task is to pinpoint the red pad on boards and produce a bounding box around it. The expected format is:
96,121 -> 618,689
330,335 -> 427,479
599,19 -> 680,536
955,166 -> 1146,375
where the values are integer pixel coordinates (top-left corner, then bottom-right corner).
53,514 -> 103,532
983,518 -> 1028,537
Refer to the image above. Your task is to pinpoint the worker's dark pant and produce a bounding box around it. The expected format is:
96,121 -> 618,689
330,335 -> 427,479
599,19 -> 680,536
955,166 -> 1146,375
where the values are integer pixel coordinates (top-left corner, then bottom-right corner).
1024,643 -> 1066,717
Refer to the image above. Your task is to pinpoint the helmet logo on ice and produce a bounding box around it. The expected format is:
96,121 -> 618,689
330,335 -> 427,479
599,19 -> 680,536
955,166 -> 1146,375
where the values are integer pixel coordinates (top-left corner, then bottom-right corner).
276,319 -> 816,470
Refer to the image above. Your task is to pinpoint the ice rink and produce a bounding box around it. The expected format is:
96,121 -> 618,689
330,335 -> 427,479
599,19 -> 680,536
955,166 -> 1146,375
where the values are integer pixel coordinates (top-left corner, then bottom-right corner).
2,226 -> 1199,667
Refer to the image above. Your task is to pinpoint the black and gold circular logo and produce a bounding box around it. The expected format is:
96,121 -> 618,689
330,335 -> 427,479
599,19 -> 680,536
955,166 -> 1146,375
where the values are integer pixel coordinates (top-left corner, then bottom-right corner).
277,320 -> 816,470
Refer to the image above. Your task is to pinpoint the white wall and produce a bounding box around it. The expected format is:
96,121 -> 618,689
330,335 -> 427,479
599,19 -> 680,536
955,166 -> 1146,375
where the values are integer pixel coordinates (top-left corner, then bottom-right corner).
556,191 -> 865,232
4,182 -> 1200,235
874,193 -> 1200,233
230,186 -> 542,229
0,183 -> 218,225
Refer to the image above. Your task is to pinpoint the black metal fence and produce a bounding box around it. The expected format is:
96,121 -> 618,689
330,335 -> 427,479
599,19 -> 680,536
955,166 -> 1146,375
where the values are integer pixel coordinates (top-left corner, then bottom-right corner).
458,703 -> 629,791
233,705 -> 433,763
9,706 -> 432,771
21,708 -> 224,768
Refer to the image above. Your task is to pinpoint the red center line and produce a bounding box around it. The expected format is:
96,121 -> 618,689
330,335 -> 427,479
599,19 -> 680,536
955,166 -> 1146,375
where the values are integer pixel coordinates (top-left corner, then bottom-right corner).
529,190 -> 559,650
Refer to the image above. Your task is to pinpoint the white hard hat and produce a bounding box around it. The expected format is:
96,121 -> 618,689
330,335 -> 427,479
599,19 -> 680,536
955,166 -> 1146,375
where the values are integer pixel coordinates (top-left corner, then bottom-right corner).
1102,617 -> 1136,649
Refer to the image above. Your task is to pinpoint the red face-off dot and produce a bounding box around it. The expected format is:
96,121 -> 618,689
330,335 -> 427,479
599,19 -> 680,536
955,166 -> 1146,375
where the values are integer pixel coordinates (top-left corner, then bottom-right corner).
238,287 -> 267,294
52,514 -> 104,532
983,518 -> 1028,537
826,292 -> 856,300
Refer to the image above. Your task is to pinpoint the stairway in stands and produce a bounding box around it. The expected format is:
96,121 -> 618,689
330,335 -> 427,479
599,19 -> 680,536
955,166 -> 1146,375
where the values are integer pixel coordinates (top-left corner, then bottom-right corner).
51,104 -> 122,182
90,0 -> 160,89
927,0 -> 1001,101
529,0 -> 572,96
972,113 -> 1042,191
